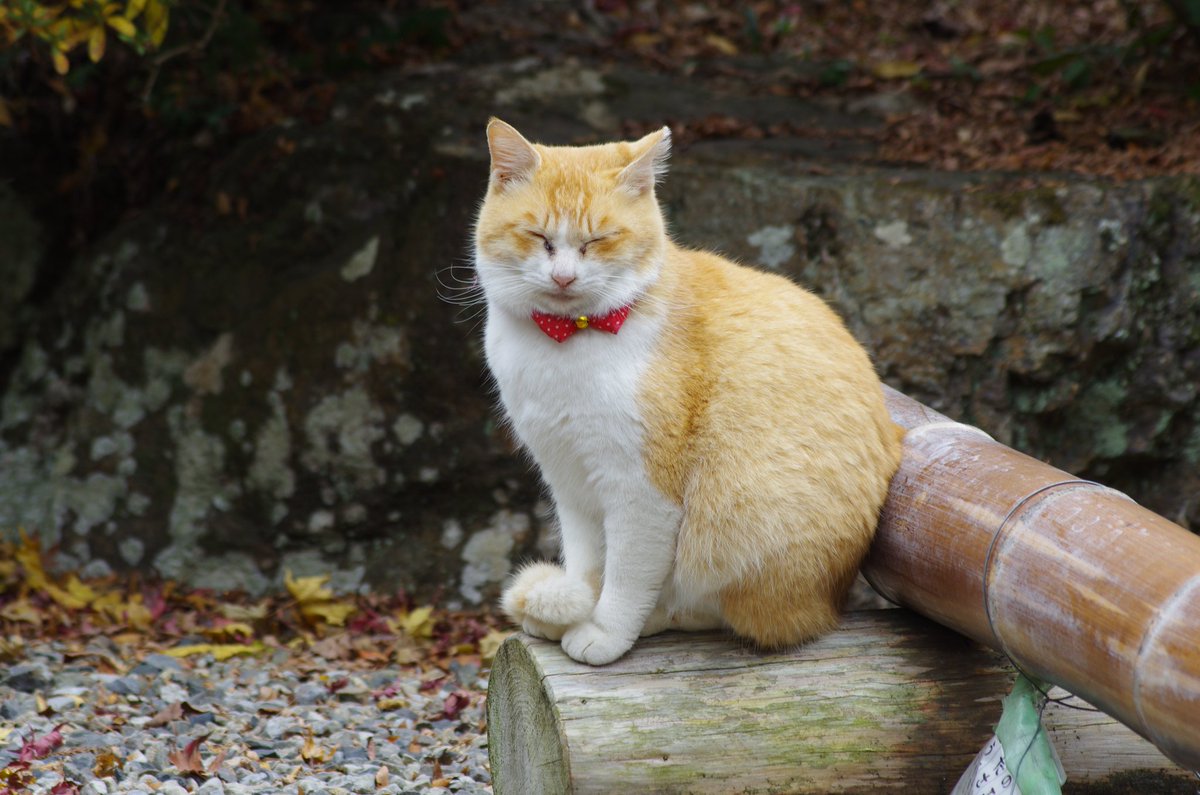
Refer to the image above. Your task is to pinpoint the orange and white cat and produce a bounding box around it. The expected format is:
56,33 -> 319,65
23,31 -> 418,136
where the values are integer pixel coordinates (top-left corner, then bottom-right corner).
474,119 -> 903,665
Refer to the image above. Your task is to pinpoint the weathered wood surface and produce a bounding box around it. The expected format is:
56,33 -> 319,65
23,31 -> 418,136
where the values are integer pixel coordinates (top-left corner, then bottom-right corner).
864,387 -> 1200,771
487,610 -> 1193,794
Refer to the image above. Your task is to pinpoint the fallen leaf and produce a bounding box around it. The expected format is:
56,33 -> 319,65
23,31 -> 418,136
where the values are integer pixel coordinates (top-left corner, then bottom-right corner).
0,557 -> 17,582
0,727 -> 11,743
49,782 -> 80,795
285,570 -> 334,604
431,759 -> 449,787
400,606 -> 434,638
92,591 -> 153,628
147,702 -> 184,727
300,601 -> 355,627
704,33 -> 738,55
207,746 -> 229,775
218,601 -> 269,621
64,574 -> 97,605
627,32 -> 662,48
202,621 -> 255,641
0,598 -> 43,625
377,697 -> 407,711
44,581 -> 90,610
441,690 -> 471,720
93,750 -> 123,777
18,724 -> 65,762
479,629 -> 511,662
168,737 -> 206,776
0,634 -> 25,662
375,765 -> 389,787
872,60 -> 922,79
15,530 -> 48,590
300,732 -> 332,764
309,633 -> 353,661
164,642 -> 265,661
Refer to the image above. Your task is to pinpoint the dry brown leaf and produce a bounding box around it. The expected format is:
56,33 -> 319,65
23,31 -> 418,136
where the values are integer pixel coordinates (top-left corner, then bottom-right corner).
147,701 -> 184,727
207,746 -> 229,775
310,632 -> 354,661
0,598 -> 43,625
168,737 -> 206,776
300,732 -> 332,764
93,750 -> 123,778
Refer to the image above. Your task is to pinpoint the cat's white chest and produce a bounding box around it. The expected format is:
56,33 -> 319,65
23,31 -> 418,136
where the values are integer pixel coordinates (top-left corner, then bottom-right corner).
484,309 -> 660,502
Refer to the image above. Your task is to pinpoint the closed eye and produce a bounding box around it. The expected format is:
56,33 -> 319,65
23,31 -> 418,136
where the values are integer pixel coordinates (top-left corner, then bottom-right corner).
528,231 -> 555,255
580,235 -> 611,256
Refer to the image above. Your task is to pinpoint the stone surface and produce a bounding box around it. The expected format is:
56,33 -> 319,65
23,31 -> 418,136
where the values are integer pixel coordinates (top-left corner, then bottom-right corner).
0,183 -> 43,357
0,60 -> 1196,601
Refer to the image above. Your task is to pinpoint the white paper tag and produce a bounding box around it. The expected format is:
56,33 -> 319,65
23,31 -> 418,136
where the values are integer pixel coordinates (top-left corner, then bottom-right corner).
951,735 -> 1021,795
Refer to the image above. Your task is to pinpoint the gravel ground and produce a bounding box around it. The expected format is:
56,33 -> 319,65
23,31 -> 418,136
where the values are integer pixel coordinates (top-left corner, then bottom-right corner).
0,639 -> 492,794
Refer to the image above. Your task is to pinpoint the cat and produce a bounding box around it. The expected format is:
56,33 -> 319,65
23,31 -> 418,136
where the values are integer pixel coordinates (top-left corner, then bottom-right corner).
473,118 -> 904,665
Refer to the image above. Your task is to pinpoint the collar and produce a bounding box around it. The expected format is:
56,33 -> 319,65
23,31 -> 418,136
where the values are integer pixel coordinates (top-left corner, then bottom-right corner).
530,304 -> 633,343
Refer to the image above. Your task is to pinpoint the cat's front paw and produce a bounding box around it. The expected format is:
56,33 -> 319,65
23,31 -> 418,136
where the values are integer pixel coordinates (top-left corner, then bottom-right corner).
500,561 -> 597,627
561,620 -> 635,666
521,615 -> 567,642
523,573 -> 596,626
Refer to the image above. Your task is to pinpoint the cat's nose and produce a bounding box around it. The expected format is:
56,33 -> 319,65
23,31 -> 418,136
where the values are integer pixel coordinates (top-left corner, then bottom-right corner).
552,273 -> 577,289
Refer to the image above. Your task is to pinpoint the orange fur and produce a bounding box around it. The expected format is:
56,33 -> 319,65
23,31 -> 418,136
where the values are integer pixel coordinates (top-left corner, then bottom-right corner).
639,249 -> 903,647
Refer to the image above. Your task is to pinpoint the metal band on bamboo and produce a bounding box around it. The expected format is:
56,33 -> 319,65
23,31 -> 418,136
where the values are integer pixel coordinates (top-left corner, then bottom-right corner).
980,479 -> 1107,661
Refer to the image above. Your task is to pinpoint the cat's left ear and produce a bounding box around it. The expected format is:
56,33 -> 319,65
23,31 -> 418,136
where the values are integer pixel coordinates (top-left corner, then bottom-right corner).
618,127 -> 671,196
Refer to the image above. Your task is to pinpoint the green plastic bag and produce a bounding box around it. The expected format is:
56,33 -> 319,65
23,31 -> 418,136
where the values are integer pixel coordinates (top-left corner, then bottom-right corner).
952,675 -> 1066,795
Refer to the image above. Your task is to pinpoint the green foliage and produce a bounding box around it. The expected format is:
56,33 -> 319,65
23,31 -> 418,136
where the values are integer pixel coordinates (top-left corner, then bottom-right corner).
0,0 -> 170,76
1019,1 -> 1199,104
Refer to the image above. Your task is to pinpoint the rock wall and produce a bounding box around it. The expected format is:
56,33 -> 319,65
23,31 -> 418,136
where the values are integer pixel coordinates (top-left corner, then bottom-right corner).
2,62 -> 1197,603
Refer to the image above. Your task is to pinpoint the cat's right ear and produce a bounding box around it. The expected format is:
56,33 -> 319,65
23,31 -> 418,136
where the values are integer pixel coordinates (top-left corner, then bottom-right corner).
487,118 -> 541,189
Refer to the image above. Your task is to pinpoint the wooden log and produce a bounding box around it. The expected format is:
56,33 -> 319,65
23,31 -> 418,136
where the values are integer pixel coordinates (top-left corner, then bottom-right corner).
487,610 -> 1193,794
864,387 -> 1200,771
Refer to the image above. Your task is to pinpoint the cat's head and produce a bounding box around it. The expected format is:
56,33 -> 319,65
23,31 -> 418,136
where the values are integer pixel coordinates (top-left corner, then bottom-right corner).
474,119 -> 671,319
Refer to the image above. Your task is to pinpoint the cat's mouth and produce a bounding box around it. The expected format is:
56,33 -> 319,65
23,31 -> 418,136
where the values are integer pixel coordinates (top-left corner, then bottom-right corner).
539,289 -> 583,308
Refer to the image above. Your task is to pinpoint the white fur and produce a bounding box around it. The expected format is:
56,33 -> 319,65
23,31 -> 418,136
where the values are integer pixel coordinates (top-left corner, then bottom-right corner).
477,241 -> 711,664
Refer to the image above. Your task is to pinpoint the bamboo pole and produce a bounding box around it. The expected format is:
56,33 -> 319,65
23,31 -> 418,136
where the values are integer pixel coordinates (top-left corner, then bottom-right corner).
487,611 -> 1192,794
864,386 -> 1200,772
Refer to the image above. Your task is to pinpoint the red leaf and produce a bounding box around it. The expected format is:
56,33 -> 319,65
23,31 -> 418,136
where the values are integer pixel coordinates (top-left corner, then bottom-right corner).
144,586 -> 169,621
441,690 -> 471,720
18,724 -> 65,763
418,675 -> 446,693
49,783 -> 80,795
373,680 -> 402,699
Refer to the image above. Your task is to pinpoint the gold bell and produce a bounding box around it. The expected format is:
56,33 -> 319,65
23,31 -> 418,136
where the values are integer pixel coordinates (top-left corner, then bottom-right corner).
575,315 -> 589,329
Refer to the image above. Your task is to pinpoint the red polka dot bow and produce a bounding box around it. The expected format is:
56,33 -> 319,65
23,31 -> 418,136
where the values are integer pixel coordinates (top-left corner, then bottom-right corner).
530,305 -> 633,343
